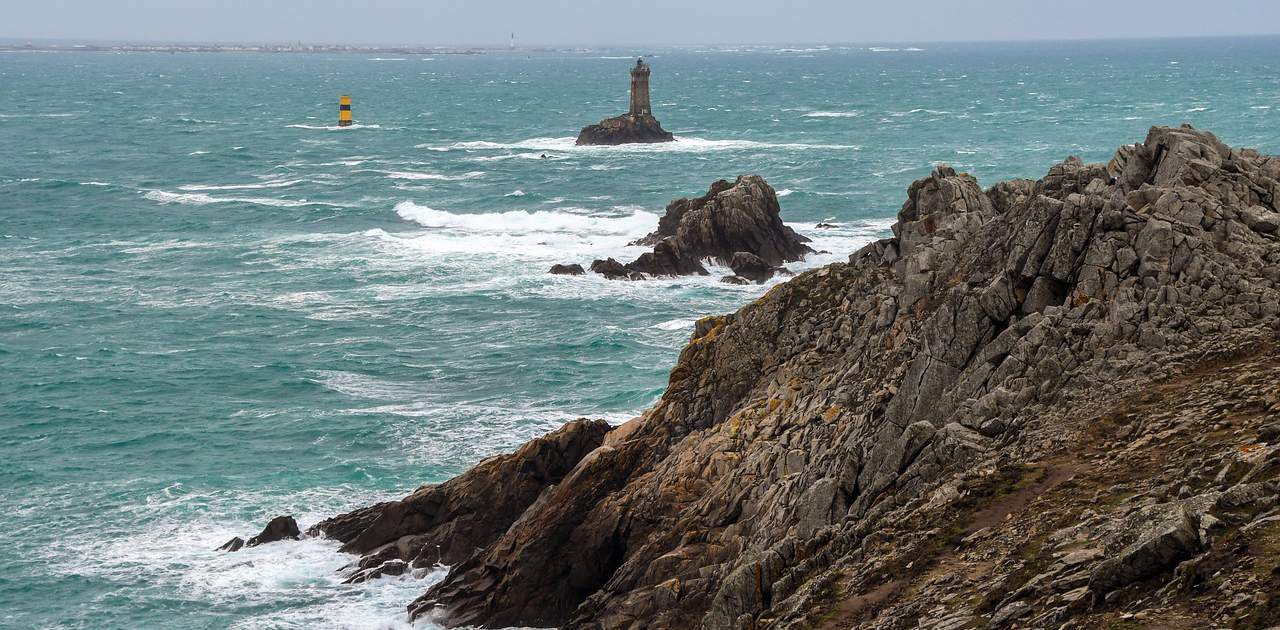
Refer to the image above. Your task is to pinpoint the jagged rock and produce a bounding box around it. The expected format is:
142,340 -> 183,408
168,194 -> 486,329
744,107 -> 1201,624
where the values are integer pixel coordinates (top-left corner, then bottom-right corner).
720,275 -> 752,285
217,536 -> 245,552
576,113 -> 674,146
313,126 -> 1280,629
549,263 -> 586,276
608,176 -> 812,280
589,258 -> 644,280
219,516 -> 300,552
1088,509 -> 1202,597
311,419 -> 609,573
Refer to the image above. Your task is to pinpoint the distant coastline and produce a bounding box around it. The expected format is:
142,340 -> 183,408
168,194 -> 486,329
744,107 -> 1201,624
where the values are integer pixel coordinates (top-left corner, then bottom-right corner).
0,42 -> 520,55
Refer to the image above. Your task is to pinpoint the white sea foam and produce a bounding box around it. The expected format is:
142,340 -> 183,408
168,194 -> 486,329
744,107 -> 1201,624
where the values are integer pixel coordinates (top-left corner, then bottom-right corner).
178,178 -> 308,191
506,190 -> 526,197
385,202 -> 659,260
419,136 -> 859,153
42,482 -> 446,630
143,190 -> 339,208
377,170 -> 486,182
804,111 -> 863,118
287,123 -> 383,131
653,318 -> 697,331
395,202 -> 655,237
776,188 -> 796,197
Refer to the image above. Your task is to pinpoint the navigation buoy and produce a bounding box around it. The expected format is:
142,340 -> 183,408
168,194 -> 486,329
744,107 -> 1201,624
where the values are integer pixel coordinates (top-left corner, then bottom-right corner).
338,95 -> 353,127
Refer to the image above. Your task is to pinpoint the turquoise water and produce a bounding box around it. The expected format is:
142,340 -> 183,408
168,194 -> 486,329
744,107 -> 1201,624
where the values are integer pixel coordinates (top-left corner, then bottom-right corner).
1,38 -> 1277,629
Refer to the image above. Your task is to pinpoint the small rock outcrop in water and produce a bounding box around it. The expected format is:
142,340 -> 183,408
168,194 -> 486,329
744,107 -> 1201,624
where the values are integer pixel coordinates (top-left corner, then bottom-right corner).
548,263 -> 585,276
315,126 -> 1280,628
218,516 -> 300,552
571,175 -> 812,280
576,113 -> 674,146
577,58 -> 675,146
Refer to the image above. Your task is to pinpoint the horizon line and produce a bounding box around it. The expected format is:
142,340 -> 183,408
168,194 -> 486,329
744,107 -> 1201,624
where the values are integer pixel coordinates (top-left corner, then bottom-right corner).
1,32 -> 1278,51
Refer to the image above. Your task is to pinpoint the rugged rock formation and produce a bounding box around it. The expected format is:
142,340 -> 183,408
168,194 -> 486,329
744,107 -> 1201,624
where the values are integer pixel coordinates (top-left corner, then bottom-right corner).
308,419 -> 610,583
317,126 -> 1280,628
581,176 -> 812,280
577,113 -> 675,146
218,515 -> 300,552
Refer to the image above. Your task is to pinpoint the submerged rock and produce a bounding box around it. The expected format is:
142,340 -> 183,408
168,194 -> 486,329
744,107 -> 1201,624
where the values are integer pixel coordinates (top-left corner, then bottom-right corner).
318,126 -> 1280,629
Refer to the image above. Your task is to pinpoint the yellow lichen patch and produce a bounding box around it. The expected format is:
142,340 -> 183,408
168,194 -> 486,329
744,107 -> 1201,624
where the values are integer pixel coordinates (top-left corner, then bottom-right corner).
769,398 -> 782,412
824,405 -> 841,422
657,577 -> 682,597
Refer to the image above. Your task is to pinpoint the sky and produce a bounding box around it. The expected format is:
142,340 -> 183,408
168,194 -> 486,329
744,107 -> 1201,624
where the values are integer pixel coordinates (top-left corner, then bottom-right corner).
1,0 -> 1278,47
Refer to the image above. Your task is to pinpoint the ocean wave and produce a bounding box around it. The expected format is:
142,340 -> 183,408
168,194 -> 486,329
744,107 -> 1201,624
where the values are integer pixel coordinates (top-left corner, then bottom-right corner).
143,190 -> 339,208
287,123 -> 383,131
377,170 -> 486,182
384,202 -> 660,259
776,188 -> 796,197
419,136 -> 860,153
178,178 -> 308,192
804,111 -> 863,118
395,201 -> 656,236
653,318 -> 697,331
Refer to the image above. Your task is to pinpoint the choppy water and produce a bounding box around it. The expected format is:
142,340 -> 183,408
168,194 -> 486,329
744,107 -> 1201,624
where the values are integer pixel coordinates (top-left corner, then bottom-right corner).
1,37 -> 1277,628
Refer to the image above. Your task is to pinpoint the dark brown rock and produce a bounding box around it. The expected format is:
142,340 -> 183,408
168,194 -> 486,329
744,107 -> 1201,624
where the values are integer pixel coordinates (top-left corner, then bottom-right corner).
315,419 -> 610,574
576,113 -> 674,146
219,516 -> 300,552
727,251 -> 779,283
608,176 -> 812,280
549,263 -> 586,276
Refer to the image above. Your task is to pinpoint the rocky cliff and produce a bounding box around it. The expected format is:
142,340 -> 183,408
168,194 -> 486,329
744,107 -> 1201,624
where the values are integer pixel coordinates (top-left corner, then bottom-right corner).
577,113 -> 675,146
315,126 -> 1280,628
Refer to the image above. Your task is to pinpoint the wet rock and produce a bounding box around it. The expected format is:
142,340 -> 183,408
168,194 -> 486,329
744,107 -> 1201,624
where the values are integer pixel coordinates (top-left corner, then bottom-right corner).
219,516 -> 301,552
217,536 -> 245,552
312,419 -> 610,570
613,176 -> 812,280
589,258 -> 643,280
728,251 -> 779,283
549,263 -> 585,276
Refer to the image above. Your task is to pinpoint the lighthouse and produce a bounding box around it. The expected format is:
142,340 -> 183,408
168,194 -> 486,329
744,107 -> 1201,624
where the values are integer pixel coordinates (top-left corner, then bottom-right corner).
629,58 -> 652,117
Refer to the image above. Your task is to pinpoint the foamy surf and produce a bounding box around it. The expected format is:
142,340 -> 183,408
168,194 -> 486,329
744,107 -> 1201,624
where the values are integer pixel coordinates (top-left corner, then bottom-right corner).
418,136 -> 861,153
144,190 -> 340,208
375,170 -> 487,182
287,123 -> 383,131
178,178 -> 309,192
804,111 -> 863,118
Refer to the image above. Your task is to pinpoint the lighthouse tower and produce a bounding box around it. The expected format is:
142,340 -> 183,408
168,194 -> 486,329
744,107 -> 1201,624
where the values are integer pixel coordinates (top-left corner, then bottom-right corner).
629,58 -> 652,117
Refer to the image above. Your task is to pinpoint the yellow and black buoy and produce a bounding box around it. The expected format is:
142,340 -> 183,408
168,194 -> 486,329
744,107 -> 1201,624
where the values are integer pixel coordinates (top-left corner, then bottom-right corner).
338,95 -> 353,127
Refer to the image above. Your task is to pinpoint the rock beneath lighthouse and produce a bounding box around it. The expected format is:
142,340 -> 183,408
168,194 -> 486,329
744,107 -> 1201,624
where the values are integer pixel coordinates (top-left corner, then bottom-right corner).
576,114 -> 674,146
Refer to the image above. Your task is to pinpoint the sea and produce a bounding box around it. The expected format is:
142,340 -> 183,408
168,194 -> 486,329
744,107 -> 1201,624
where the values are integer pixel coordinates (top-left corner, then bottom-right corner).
1,37 -> 1276,629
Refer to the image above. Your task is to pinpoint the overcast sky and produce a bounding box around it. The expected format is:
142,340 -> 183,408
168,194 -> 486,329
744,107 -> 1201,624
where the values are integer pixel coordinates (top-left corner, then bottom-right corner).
2,0 -> 1278,46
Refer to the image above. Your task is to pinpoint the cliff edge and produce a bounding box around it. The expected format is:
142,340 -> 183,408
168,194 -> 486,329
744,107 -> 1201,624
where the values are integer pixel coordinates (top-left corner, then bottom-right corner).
315,126 -> 1280,629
